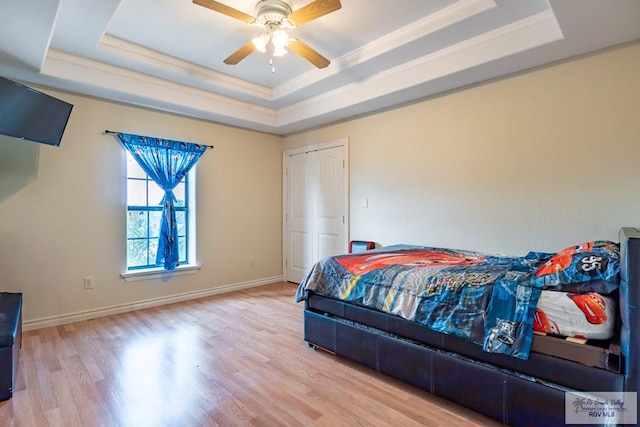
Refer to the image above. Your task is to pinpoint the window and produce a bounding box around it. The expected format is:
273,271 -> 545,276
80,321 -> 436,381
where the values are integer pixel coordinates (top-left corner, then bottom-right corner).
126,152 -> 192,270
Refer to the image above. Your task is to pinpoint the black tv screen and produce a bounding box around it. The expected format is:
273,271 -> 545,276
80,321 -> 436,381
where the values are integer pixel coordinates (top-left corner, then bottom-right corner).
0,76 -> 73,147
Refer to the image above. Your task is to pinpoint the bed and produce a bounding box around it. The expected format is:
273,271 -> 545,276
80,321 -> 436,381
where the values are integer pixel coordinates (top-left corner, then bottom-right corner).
295,227 -> 639,426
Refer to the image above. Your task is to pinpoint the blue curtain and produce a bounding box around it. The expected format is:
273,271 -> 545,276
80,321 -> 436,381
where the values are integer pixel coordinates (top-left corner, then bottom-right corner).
116,133 -> 208,270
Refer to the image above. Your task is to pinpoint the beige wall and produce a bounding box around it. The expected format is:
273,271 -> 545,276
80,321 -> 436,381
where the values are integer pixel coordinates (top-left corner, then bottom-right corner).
2,42 -> 639,324
283,43 -> 640,255
0,92 -> 283,324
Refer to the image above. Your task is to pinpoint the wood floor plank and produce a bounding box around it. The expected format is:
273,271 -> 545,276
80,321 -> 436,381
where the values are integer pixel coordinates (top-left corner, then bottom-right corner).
0,282 -> 501,426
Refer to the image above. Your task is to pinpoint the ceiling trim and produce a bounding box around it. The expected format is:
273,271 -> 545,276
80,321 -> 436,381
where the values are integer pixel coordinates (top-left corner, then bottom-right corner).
98,35 -> 273,101
42,49 -> 278,127
3,0 -> 639,137
273,0 -> 497,99
37,6 -> 564,135
94,0 -> 498,104
277,9 -> 564,127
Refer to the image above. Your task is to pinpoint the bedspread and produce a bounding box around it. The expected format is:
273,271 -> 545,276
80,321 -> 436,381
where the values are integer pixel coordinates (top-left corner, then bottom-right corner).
295,245 -> 547,359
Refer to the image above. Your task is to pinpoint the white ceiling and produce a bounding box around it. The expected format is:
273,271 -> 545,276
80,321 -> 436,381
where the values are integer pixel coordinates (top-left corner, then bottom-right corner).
1,0 -> 639,135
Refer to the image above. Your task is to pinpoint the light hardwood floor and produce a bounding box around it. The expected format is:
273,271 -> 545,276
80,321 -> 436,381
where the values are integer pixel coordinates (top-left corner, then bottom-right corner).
0,282 -> 501,426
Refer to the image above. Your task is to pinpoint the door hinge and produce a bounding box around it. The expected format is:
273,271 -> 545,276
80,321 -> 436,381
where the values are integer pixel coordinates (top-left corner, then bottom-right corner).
285,259 -> 288,268
285,167 -> 289,176
343,160 -> 345,168
285,213 -> 288,222
342,216 -> 344,223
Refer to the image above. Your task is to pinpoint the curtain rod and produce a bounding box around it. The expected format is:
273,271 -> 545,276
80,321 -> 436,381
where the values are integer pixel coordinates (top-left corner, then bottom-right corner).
104,130 -> 214,149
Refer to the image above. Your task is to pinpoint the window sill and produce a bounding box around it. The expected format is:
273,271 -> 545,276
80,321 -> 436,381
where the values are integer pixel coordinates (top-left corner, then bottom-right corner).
121,264 -> 201,282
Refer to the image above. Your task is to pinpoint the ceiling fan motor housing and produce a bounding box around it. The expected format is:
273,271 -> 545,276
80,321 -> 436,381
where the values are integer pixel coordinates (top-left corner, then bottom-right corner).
255,0 -> 292,26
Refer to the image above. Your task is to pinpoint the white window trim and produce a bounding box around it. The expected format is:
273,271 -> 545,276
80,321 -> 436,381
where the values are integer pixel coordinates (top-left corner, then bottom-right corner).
121,264 -> 201,282
124,161 -> 198,276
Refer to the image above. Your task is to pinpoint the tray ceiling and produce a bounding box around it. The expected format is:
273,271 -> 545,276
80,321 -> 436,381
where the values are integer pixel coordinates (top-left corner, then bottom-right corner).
0,0 -> 639,135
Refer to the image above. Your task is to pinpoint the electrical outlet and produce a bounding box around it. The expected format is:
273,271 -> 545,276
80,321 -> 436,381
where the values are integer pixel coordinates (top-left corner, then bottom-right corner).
84,276 -> 95,289
250,257 -> 256,267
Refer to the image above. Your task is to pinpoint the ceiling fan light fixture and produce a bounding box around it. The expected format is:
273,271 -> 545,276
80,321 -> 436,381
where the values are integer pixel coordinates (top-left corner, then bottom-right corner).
273,46 -> 288,57
254,0 -> 292,26
252,33 -> 269,53
272,29 -> 289,49
196,0 -> 341,69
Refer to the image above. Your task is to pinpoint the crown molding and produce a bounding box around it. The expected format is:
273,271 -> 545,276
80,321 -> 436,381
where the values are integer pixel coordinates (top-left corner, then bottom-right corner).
273,0 -> 497,99
36,7 -> 563,134
94,0 -> 497,104
98,34 -> 273,100
42,49 -> 278,127
277,9 -> 564,127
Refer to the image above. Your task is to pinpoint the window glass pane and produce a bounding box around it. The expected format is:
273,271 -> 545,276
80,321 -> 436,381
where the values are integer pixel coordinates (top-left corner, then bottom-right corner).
128,239 -> 149,267
127,153 -> 146,179
149,211 -> 162,238
127,179 -> 147,206
127,211 -> 148,238
176,211 -> 186,236
126,153 -> 194,270
173,183 -> 186,207
148,181 -> 165,206
178,236 -> 186,262
149,238 -> 159,266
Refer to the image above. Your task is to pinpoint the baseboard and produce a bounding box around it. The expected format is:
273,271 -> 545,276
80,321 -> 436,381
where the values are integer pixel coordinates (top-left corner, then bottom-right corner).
23,276 -> 284,331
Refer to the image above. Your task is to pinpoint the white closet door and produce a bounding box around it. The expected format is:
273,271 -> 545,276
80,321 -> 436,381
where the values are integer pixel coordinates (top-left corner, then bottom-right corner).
314,147 -> 344,261
284,142 -> 348,284
286,155 -> 312,284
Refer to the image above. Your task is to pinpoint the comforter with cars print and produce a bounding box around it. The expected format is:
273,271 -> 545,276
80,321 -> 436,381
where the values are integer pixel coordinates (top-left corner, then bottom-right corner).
295,241 -> 620,360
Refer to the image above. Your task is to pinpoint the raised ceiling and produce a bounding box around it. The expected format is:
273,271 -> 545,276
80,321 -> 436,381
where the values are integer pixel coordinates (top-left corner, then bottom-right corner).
1,0 -> 639,135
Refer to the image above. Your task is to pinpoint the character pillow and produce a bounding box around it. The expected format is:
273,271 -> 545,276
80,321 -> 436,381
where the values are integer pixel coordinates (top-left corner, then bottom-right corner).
531,241 -> 620,294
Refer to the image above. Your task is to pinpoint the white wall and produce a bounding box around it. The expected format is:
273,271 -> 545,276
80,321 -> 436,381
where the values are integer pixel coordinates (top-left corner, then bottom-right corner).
0,91 -> 283,325
283,43 -> 640,255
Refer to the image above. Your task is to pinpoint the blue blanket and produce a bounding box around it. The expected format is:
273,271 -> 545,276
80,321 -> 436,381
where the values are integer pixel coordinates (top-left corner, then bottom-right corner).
295,245 -> 547,359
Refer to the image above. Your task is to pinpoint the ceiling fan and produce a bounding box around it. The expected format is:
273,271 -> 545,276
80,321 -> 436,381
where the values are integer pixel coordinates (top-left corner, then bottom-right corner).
193,0 -> 341,71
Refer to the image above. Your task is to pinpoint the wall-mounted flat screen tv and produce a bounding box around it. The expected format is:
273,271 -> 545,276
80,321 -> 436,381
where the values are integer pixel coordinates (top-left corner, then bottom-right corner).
0,76 -> 73,147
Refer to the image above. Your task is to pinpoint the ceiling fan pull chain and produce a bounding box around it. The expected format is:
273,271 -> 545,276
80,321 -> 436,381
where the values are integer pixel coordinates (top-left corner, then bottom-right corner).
268,38 -> 276,73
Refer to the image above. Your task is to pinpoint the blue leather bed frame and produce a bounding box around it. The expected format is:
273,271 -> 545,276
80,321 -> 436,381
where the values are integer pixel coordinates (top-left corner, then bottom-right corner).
303,228 -> 639,426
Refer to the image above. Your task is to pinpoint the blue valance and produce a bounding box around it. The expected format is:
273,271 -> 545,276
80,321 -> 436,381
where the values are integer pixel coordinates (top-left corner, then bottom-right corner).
114,132 -> 209,270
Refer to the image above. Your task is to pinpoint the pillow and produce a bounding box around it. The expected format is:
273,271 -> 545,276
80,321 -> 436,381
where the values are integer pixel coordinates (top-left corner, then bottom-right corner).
530,240 -> 620,294
533,290 -> 616,340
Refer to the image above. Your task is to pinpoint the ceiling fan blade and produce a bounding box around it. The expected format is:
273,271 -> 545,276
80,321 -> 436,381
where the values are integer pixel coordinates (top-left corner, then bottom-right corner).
224,41 -> 256,65
288,39 -> 330,69
193,0 -> 256,24
287,0 -> 341,26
